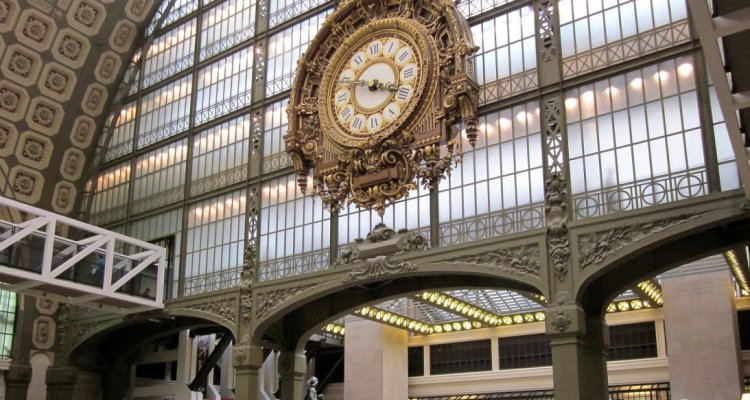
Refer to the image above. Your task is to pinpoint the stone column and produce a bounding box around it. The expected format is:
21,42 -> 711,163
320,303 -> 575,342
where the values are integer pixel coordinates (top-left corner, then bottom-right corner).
45,366 -> 102,400
546,305 -> 609,400
232,345 -> 264,400
344,318 -> 408,400
278,351 -> 306,400
4,363 -> 30,400
661,257 -> 743,399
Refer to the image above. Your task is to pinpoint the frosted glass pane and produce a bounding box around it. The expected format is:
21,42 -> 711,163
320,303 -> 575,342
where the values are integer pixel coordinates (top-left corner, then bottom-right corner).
667,134 -> 686,171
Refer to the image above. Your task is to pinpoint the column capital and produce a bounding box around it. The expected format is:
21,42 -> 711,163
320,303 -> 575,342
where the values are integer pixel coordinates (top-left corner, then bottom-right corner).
544,305 -> 584,336
45,366 -> 78,386
232,344 -> 265,369
5,362 -> 31,385
278,350 -> 306,377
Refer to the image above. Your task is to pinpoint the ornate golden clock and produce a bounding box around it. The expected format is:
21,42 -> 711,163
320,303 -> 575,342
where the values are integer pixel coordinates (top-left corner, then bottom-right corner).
286,0 -> 479,216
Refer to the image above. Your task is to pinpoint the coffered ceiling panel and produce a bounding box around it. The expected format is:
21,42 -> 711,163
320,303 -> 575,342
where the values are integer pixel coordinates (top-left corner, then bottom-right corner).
0,0 -> 160,216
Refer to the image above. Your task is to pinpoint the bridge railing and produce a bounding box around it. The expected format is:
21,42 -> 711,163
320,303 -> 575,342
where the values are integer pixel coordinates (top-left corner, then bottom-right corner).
0,196 -> 166,313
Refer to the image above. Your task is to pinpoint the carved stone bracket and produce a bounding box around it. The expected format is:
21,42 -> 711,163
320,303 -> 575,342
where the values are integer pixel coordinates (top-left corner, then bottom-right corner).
256,284 -> 320,319
180,298 -> 237,325
233,346 -> 249,367
440,244 -> 541,278
578,213 -> 708,270
545,306 -> 583,335
342,255 -> 416,283
333,223 -> 428,267
549,310 -> 571,332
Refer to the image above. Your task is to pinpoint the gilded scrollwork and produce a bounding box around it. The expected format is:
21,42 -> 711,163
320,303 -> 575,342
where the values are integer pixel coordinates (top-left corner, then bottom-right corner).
286,0 -> 479,216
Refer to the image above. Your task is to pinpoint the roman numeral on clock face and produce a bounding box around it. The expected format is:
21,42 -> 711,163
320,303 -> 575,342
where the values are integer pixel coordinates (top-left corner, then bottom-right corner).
384,38 -> 400,58
351,115 -> 365,131
339,106 -> 353,122
396,86 -> 411,102
368,41 -> 381,58
396,47 -> 413,65
351,52 -> 366,69
400,63 -> 416,82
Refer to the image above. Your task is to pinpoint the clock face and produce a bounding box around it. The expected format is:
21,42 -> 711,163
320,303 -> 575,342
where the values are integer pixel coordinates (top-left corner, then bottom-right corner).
332,37 -> 419,135
318,25 -> 436,149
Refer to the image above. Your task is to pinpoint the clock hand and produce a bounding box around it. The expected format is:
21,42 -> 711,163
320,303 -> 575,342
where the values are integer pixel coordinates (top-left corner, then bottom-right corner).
337,78 -> 400,92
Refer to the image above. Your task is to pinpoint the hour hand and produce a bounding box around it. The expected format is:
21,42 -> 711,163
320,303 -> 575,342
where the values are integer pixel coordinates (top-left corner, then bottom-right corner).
338,78 -> 399,92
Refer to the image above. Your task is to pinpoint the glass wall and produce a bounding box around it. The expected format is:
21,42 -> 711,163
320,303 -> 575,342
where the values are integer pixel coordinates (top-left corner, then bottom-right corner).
471,5 -> 538,104
558,0 -> 689,78
191,115 -> 252,196
438,101 -> 544,246
89,0 -> 731,291
184,190 -> 246,295
265,10 -> 330,97
565,55 -> 706,219
259,174 -> 330,281
200,0 -> 257,60
132,140 -> 188,213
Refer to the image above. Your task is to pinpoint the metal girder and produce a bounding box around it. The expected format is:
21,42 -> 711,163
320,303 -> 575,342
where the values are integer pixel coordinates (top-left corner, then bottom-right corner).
0,196 -> 166,313
188,330 -> 233,392
686,0 -> 750,199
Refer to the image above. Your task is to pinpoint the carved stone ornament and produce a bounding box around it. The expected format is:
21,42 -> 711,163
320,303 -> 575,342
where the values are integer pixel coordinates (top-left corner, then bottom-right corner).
285,0 -> 479,216
181,298 -> 236,324
256,284 -> 320,319
550,310 -> 571,332
233,347 -> 248,367
545,173 -> 570,282
32,316 -> 56,350
342,255 -> 415,282
71,319 -> 113,349
578,213 -> 707,270
240,291 -> 252,325
334,223 -> 428,267
441,245 -> 541,278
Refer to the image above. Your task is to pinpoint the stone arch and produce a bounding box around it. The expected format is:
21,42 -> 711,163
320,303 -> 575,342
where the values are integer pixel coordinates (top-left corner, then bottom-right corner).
252,266 -> 546,352
575,204 -> 750,315
66,312 -> 231,399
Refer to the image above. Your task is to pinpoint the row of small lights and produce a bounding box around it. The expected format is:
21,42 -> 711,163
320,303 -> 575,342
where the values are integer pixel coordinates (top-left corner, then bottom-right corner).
194,120 -> 252,151
724,250 -> 750,296
136,145 -> 188,172
355,306 -> 483,335
324,286 -> 668,336
329,301 -> 659,336
476,63 -> 694,137
97,165 -> 132,189
606,299 -> 655,313
192,195 -> 247,218
565,62 -> 694,111
636,280 -> 664,306
415,291 -> 547,327
148,24 -> 197,56
203,1 -> 254,27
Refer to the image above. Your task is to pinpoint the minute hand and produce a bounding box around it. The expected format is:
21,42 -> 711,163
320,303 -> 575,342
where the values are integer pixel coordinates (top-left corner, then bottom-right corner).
338,79 -> 400,92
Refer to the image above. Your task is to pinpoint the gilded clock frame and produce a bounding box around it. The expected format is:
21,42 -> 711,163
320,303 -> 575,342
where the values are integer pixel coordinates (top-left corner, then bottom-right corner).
286,0 -> 480,216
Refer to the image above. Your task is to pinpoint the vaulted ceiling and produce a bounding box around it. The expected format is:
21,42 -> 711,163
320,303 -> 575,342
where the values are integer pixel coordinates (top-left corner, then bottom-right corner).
0,0 -> 160,216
